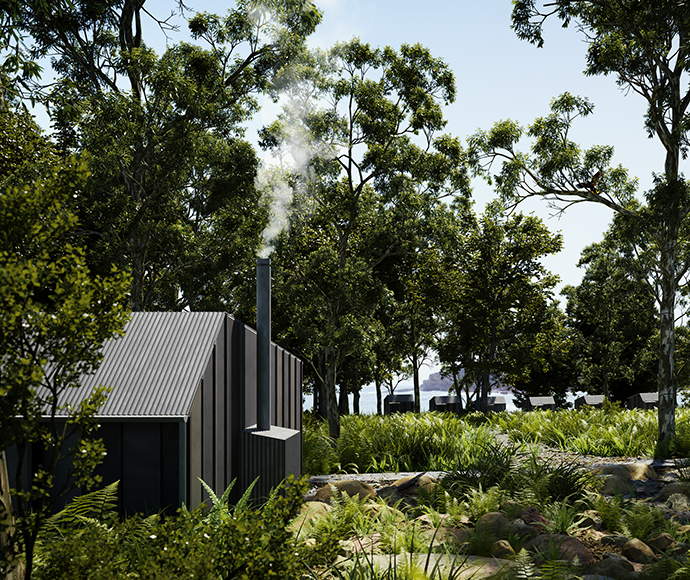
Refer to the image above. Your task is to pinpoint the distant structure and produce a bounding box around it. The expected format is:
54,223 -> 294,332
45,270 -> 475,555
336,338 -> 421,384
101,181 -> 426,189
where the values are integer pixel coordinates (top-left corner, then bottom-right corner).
474,395 -> 507,413
524,396 -> 556,411
574,394 -> 605,409
384,394 -> 414,414
627,392 -> 658,410
429,395 -> 463,414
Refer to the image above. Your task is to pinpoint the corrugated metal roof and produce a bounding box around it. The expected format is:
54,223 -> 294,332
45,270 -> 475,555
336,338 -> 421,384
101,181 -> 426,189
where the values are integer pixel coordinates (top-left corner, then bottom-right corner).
57,312 -> 226,419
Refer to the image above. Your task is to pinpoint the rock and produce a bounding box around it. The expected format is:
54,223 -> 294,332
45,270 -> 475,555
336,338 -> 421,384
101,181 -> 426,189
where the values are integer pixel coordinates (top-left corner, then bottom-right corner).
314,480 -> 376,503
423,526 -> 472,547
491,539 -> 515,558
413,513 -> 449,528
599,474 -> 633,495
289,501 -> 332,533
520,506 -> 549,532
654,481 -> 690,502
666,492 -> 690,511
622,538 -> 657,564
344,533 -> 384,555
578,509 -> 603,530
646,532 -> 675,553
593,463 -> 657,481
376,485 -> 404,506
302,538 -> 317,550
476,512 -> 511,540
508,520 -> 539,541
526,533 -> 596,568
601,535 -> 630,549
669,541 -> 690,557
588,554 -> 635,579
393,474 -> 438,494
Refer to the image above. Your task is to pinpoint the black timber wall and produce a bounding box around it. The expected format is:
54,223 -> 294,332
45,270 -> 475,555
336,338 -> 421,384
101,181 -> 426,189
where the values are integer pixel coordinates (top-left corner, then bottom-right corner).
186,314 -> 303,509
9,313 -> 303,516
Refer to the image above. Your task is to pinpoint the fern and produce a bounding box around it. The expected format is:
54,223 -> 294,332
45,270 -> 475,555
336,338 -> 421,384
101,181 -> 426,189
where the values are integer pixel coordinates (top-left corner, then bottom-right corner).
42,480 -> 120,535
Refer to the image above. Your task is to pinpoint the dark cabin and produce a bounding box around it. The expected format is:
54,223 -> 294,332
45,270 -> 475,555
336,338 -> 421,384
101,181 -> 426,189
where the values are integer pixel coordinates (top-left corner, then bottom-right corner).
10,312 -> 303,515
627,392 -> 659,410
524,396 -> 556,411
574,394 -> 605,409
383,394 -> 414,414
474,395 -> 507,413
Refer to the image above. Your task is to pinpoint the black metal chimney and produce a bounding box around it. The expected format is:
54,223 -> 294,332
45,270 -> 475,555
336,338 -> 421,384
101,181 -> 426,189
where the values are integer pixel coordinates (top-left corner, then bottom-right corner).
256,258 -> 271,431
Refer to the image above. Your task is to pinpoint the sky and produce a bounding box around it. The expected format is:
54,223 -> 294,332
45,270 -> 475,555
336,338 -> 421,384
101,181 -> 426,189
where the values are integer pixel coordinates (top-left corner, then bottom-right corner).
136,0 -> 666,294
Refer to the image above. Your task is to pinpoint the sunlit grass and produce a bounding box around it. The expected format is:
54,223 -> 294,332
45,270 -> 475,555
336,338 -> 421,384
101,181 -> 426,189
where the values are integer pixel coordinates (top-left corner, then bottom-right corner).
305,405 -> 690,476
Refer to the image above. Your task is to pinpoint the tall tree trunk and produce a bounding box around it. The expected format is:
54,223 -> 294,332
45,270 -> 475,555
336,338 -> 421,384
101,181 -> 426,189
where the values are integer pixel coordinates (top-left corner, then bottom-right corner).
410,320 -> 420,413
375,378 -> 382,415
324,345 -> 340,439
657,234 -> 678,452
338,381 -> 349,416
353,387 -> 360,414
0,451 -> 23,580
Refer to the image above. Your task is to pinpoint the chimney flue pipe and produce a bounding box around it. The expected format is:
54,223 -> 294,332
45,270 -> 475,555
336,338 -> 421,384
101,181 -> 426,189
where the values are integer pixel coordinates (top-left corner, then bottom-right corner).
256,258 -> 271,431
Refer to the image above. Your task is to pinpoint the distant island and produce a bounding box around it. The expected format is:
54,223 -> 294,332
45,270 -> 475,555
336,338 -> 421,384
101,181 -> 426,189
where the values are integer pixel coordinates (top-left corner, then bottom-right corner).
396,372 -> 513,394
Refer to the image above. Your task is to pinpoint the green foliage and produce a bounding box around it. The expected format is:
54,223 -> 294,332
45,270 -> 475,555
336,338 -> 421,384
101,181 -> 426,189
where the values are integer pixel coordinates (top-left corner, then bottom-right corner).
0,116 -> 130,578
490,406 -> 672,458
620,502 -> 669,543
303,412 -> 496,475
563,232 -> 657,401
34,476 -> 308,580
436,202 -> 564,412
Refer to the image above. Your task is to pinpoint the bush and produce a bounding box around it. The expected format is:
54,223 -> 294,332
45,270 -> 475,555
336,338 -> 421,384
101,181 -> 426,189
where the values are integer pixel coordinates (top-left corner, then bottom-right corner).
34,477 -> 308,580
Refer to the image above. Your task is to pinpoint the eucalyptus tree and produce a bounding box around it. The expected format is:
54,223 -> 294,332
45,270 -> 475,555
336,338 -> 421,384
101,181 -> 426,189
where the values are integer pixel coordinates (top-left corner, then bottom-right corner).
0,109 -> 130,579
562,233 -> 657,402
437,202 -> 563,413
7,0 -> 321,311
469,1 -> 690,449
265,39 -> 467,437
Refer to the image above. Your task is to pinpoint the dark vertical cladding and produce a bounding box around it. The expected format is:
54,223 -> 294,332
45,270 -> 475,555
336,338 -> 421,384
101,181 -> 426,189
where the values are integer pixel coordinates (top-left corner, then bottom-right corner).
256,258 -> 271,431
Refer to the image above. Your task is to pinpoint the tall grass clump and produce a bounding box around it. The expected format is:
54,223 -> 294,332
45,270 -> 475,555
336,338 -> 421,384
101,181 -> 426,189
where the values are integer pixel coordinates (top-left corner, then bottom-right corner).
303,412 -> 497,475
488,404 -> 690,457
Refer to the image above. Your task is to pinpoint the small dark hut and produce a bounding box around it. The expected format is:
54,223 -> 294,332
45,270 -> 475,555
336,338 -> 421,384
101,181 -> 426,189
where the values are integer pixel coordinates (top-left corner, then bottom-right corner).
9,311 -> 303,515
627,392 -> 659,410
524,396 -> 556,411
574,394 -> 605,409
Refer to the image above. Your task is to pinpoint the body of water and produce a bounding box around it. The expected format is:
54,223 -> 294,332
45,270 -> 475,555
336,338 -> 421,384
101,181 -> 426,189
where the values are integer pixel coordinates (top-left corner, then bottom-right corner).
304,383 -> 521,414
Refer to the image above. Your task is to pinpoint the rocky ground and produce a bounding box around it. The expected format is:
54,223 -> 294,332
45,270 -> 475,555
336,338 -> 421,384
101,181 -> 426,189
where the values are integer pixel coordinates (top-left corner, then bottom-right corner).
301,447 -> 690,579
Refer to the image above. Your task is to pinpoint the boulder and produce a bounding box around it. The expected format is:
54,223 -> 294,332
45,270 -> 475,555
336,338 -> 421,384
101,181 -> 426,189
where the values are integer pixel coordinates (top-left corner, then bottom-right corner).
526,533 -> 596,568
666,492 -> 690,511
588,554 -> 635,578
578,510 -> 603,531
622,538 -> 657,564
598,474 -> 633,495
519,506 -> 549,532
601,535 -> 629,549
646,532 -> 675,553
376,485 -> 404,506
289,501 -> 332,533
361,502 -> 406,524
314,480 -> 376,503
393,474 -> 438,494
654,481 -> 690,502
508,520 -> 539,541
593,462 -> 657,481
476,511 -> 511,540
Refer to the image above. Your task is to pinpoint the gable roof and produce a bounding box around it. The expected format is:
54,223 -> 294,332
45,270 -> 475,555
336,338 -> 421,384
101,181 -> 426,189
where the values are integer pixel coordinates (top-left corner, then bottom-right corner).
59,311 -> 227,419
